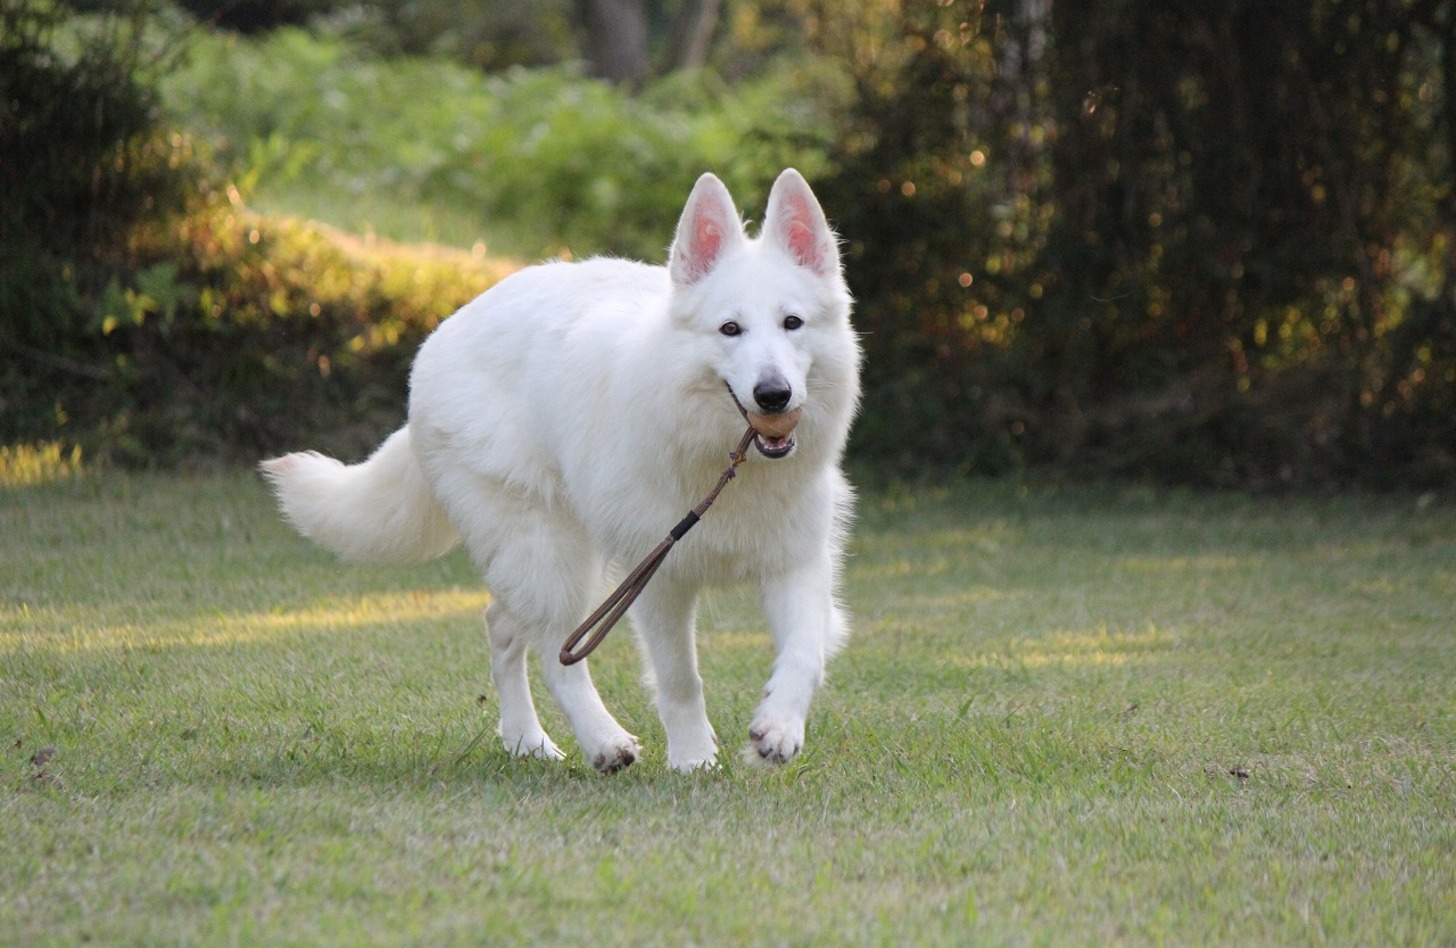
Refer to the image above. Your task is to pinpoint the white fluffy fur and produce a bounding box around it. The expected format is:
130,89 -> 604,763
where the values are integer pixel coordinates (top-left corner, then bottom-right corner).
261,169 -> 861,772
259,428 -> 460,562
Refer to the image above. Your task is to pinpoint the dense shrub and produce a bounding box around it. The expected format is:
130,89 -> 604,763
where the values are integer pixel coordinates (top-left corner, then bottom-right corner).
1,6 -> 515,466
816,9 -> 1036,477
823,0 -> 1456,489
1028,0 -> 1456,488
0,1 -> 194,452
0,2 -> 183,357
13,3 -> 1452,487
159,29 -> 841,259
313,0 -> 577,72
62,196 -> 514,465
169,0 -> 340,33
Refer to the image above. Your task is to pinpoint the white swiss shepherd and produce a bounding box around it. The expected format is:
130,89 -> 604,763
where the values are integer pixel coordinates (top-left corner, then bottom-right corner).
261,169 -> 861,773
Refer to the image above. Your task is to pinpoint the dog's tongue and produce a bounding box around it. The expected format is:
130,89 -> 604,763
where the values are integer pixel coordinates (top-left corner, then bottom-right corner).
746,407 -> 803,440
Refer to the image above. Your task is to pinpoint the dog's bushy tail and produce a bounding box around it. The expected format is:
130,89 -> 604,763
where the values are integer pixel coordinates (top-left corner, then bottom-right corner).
259,426 -> 460,563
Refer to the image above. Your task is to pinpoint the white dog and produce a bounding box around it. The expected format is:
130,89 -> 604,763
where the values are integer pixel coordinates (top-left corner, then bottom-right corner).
261,169 -> 861,772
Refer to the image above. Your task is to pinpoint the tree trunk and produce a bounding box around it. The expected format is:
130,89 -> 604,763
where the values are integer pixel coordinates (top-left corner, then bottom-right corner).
577,0 -> 649,87
660,0 -> 722,74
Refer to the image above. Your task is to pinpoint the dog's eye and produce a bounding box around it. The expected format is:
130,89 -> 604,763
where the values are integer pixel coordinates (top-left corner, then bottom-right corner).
719,321 -> 742,337
783,314 -> 804,331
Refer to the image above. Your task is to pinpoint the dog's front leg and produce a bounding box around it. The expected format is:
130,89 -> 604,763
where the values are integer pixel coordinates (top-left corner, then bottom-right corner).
632,579 -> 718,771
750,557 -> 837,764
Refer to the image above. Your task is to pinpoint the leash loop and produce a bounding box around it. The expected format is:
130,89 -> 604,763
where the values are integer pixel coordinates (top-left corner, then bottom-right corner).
559,426 -> 757,665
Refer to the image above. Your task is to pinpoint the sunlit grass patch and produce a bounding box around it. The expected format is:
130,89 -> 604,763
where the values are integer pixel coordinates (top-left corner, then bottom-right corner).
0,442 -> 84,489
952,622 -> 1178,671
1,588 -> 493,655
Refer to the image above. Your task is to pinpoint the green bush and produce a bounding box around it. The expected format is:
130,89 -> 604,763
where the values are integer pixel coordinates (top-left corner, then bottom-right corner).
0,6 -> 517,466
821,0 -> 1456,489
80,197 -> 515,465
0,1 -> 198,456
5,163 -> 513,466
159,29 -> 840,259
0,2 -> 185,351
312,0 -> 577,72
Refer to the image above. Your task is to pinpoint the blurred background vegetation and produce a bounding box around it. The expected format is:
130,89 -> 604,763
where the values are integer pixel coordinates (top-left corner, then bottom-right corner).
2,0 -> 1453,488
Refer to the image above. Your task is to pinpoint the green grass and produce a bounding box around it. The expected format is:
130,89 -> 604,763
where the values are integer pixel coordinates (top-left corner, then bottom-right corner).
3,470 -> 1454,944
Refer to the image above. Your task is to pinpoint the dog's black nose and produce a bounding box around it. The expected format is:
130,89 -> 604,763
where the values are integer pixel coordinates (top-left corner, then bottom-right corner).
753,379 -> 792,413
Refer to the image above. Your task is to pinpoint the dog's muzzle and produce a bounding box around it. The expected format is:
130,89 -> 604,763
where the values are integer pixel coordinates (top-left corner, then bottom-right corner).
727,385 -> 801,459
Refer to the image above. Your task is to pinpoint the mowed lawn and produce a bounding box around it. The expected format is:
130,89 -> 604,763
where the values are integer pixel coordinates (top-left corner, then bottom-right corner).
2,468 -> 1453,944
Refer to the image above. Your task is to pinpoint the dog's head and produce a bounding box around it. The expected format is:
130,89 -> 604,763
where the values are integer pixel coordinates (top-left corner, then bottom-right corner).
667,169 -> 858,460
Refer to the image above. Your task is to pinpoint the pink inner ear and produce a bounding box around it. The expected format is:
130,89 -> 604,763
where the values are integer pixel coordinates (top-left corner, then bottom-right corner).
676,203 -> 728,283
694,217 -> 723,269
786,218 -> 821,270
780,194 -> 826,272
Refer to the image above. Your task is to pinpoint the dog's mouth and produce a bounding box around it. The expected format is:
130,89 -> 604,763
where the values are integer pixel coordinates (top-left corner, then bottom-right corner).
727,386 -> 801,459
751,424 -> 798,459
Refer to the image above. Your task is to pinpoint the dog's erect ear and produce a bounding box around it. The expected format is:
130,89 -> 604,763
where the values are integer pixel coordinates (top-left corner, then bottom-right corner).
669,173 -> 744,286
763,168 -> 838,278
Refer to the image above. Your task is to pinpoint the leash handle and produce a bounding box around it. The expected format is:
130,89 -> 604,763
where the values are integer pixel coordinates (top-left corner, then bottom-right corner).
559,426 -> 757,665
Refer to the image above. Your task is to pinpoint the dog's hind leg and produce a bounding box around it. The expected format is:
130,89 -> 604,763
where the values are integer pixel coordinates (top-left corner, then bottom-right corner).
631,578 -> 718,772
481,514 -> 640,774
458,492 -> 637,771
485,601 -> 564,761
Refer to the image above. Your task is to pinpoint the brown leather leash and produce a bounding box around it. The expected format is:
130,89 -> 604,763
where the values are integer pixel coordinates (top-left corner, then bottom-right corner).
558,425 -> 758,666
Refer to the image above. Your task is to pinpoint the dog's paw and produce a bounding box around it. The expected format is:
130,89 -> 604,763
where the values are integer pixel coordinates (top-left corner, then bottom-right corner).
745,716 -> 804,765
502,731 -> 565,762
670,752 -> 719,773
667,729 -> 719,773
589,734 -> 642,774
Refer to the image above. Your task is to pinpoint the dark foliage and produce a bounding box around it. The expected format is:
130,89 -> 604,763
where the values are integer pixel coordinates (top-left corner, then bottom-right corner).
0,1 -> 193,449
826,0 -> 1456,488
5,0 -> 1453,488
0,2 -> 509,465
1,3 -> 155,335
819,5 -> 1035,476
169,0 -> 338,33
